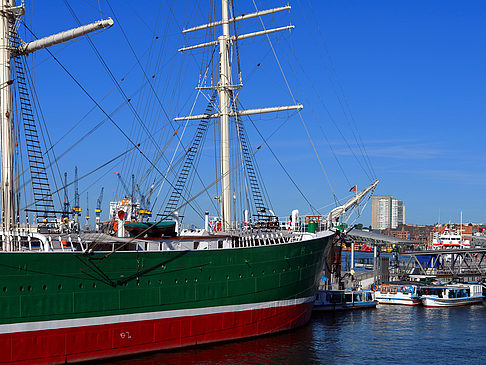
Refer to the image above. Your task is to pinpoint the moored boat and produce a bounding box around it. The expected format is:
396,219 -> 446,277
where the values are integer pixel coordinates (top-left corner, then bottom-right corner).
314,289 -> 377,311
420,284 -> 484,307
431,226 -> 471,250
373,283 -> 421,305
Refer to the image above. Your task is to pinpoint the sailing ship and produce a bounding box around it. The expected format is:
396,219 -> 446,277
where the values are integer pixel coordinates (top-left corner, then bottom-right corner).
0,1 -> 377,363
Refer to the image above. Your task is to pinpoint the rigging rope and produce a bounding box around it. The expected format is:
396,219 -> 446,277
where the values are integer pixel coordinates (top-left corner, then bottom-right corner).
251,0 -> 338,204
302,0 -> 377,181
239,102 -> 319,214
22,145 -> 138,212
18,21 -> 204,220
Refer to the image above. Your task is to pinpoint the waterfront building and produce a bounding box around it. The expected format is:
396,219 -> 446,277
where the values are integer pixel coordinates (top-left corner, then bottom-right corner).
372,195 -> 405,230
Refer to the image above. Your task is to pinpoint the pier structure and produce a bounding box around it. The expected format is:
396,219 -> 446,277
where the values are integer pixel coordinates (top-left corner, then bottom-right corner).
346,230 -> 419,285
337,229 -> 486,287
399,248 -> 486,281
320,230 -> 419,289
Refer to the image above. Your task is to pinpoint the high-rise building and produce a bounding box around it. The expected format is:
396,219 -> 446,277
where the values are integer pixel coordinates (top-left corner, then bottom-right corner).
372,195 -> 405,230
397,200 -> 405,226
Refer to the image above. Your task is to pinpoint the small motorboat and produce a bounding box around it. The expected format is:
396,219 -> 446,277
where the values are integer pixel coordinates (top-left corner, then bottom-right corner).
373,283 -> 421,305
314,289 -> 377,311
420,284 -> 484,307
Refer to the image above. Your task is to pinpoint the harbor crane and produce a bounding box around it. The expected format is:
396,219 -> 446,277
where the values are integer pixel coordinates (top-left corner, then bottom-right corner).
144,183 -> 155,219
95,187 -> 104,231
113,171 -> 132,199
62,172 -> 70,220
84,193 -> 90,231
114,171 -> 136,218
114,171 -> 153,220
72,166 -> 81,232
138,183 -> 155,219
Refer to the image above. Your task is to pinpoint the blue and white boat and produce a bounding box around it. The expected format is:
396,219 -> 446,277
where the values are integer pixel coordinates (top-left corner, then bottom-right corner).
420,284 -> 484,307
314,289 -> 377,311
373,283 -> 421,305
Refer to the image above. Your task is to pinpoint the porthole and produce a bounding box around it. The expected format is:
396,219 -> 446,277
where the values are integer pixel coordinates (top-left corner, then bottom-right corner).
27,286 -> 32,292
208,276 -> 212,281
42,285 -> 47,291
239,274 -> 242,278
148,280 -> 151,285
194,278 -> 198,282
226,275 -> 230,280
262,270 -> 265,275
185,278 -> 188,283
2,287 -> 6,293
19,286 -> 24,292
58,284 -> 62,290
92,283 -> 96,288
251,272 -> 254,277
79,283 -> 83,289
175,279 -> 178,284
158,280 -> 162,285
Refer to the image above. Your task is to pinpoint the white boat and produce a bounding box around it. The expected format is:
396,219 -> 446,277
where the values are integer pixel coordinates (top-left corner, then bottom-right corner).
314,289 -> 377,311
420,284 -> 484,307
373,283 -> 421,305
431,226 -> 471,250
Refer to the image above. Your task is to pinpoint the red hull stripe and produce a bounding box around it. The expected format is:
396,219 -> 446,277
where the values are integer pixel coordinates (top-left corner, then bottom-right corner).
0,296 -> 314,334
0,300 -> 314,364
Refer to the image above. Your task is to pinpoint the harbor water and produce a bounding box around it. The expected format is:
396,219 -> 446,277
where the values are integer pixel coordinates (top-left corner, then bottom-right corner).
103,304 -> 486,364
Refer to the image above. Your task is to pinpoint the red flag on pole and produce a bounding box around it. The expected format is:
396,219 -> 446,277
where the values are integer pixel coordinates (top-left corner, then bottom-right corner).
349,185 -> 357,192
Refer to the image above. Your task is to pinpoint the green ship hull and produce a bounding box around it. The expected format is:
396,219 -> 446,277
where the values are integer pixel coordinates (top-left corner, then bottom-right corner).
0,232 -> 334,364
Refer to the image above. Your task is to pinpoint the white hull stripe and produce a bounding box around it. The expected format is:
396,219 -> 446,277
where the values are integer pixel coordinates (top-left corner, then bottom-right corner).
422,297 -> 483,306
375,297 -> 418,301
0,296 -> 314,335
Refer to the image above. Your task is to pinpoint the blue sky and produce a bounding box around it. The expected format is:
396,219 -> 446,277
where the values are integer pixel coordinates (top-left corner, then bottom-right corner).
20,0 -> 485,227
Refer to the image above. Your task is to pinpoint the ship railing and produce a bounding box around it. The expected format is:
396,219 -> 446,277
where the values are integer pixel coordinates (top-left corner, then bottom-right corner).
0,230 -> 51,252
235,231 -> 292,248
276,216 -> 331,233
0,230 -> 89,252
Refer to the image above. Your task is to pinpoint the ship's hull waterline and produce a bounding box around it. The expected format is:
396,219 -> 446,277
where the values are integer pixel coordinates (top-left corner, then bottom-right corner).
0,232 -> 333,364
421,296 -> 484,307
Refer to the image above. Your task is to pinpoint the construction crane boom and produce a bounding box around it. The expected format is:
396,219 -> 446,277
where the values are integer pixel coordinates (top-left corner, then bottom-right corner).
114,171 -> 131,198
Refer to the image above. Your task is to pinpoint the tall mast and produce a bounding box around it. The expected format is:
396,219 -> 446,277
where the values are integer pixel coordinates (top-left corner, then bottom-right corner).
0,0 -> 112,250
0,0 -> 20,250
178,4 -> 302,232
219,0 -> 232,231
